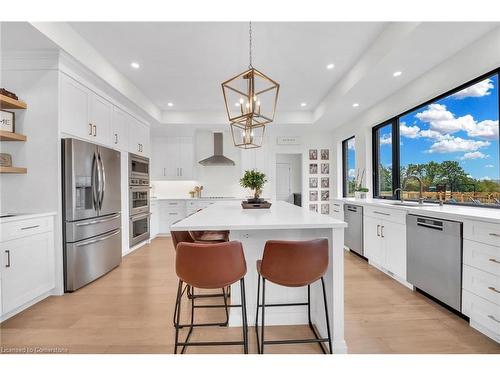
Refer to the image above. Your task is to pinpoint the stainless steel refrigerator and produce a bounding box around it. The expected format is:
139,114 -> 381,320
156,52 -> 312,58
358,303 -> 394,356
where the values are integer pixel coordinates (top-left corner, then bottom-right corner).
62,138 -> 122,292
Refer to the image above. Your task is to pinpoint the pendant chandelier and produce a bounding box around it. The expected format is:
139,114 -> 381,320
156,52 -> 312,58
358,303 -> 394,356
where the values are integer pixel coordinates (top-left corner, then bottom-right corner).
221,22 -> 280,149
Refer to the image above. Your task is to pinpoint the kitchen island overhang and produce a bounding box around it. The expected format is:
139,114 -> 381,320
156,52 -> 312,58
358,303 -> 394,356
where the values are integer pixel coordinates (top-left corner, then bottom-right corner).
171,201 -> 348,353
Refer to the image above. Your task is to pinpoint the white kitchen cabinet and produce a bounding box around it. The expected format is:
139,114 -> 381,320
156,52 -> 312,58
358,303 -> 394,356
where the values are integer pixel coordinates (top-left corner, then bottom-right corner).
151,136 -> 194,180
150,200 -> 159,238
111,106 -> 130,151
129,118 -> 150,157
363,212 -> 406,280
331,201 -> 344,221
61,74 -> 92,140
158,200 -> 187,233
61,74 -> 113,146
0,215 -> 55,321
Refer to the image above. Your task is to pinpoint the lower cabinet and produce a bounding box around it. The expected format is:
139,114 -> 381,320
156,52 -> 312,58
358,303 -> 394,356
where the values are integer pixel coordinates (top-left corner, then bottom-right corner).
363,213 -> 407,280
0,222 -> 55,321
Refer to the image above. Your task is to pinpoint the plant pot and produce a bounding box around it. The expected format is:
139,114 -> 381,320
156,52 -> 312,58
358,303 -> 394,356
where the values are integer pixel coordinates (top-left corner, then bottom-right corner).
247,198 -> 264,204
354,191 -> 367,199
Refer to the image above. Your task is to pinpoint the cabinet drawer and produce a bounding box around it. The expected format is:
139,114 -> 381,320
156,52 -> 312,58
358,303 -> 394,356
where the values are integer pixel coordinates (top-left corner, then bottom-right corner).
462,290 -> 500,339
464,239 -> 500,276
0,216 -> 53,242
364,206 -> 406,225
464,220 -> 500,248
463,265 -> 500,306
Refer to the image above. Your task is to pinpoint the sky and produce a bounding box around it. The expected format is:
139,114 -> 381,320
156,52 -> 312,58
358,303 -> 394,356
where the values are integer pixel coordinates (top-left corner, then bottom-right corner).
379,73 -> 499,181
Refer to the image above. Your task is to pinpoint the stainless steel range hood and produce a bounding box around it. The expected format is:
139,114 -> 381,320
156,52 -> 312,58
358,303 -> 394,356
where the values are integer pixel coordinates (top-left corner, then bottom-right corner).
198,132 -> 235,166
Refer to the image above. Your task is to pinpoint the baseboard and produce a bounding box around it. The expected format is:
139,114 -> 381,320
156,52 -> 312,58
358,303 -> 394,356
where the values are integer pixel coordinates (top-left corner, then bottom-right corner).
368,260 -> 414,290
0,291 -> 52,323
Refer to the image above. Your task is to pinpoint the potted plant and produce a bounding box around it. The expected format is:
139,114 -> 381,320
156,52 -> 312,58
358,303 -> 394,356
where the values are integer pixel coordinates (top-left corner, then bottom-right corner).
354,169 -> 369,199
240,169 -> 267,203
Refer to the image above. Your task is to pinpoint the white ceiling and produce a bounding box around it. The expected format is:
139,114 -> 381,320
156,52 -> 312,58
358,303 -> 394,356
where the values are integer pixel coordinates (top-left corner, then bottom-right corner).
2,22 -> 499,129
68,22 -> 385,112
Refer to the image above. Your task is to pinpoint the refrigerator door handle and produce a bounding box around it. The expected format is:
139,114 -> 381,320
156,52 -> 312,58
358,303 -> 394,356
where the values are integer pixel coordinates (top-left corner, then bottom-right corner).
74,228 -> 121,247
91,152 -> 99,210
97,151 -> 106,210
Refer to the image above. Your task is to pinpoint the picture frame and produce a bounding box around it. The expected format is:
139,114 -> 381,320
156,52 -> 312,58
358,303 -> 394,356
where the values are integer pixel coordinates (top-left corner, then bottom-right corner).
309,149 -> 317,160
321,149 -> 329,160
309,177 -> 318,188
321,177 -> 330,188
309,190 -> 318,201
309,163 -> 318,174
309,204 -> 318,212
321,204 -> 330,215
0,110 -> 15,133
321,163 -> 329,174
321,190 -> 330,201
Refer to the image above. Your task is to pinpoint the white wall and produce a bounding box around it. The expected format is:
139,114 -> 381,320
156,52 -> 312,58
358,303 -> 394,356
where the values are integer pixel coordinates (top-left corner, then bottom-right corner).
331,26 -> 500,199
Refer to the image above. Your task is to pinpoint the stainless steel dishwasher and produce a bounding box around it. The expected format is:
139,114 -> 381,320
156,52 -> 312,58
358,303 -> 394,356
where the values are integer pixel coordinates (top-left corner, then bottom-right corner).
344,204 -> 363,256
407,214 -> 463,311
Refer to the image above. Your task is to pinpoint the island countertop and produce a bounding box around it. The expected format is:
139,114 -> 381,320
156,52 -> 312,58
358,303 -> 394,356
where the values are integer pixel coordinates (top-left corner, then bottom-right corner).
171,200 -> 347,231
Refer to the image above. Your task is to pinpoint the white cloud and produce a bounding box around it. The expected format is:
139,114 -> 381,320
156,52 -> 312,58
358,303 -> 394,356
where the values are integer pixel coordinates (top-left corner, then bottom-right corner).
348,169 -> 356,178
485,164 -> 495,168
480,176 -> 492,181
451,78 -> 494,99
415,103 -> 498,141
458,151 -> 488,160
428,136 -> 490,154
347,139 -> 355,150
463,119 -> 499,140
380,134 -> 392,145
400,123 -> 420,138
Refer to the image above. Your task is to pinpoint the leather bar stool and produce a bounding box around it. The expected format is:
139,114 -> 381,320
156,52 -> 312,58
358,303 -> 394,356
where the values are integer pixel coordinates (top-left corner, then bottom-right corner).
188,209 -> 230,243
170,229 -> 230,326
174,241 -> 248,354
255,239 -> 333,354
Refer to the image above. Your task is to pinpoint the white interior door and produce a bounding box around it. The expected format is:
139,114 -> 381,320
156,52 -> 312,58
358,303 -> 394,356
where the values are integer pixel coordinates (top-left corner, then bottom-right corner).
276,162 -> 292,203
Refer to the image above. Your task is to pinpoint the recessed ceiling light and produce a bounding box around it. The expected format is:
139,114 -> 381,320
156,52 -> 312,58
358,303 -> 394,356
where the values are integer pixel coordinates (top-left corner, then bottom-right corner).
167,102 -> 174,107
326,63 -> 335,70
393,71 -> 402,77
130,62 -> 140,69
352,103 -> 359,108
300,102 -> 307,107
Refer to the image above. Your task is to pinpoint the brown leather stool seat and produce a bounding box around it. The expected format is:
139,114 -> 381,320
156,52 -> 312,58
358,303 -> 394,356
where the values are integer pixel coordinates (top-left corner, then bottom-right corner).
190,230 -> 230,243
173,241 -> 248,354
255,239 -> 332,354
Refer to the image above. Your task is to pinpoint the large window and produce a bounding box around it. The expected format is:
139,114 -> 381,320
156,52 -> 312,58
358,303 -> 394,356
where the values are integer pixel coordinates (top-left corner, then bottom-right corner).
342,137 -> 356,197
373,69 -> 500,207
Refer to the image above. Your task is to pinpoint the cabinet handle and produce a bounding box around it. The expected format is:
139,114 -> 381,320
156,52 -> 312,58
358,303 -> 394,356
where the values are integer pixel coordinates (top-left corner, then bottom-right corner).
489,258 -> 500,264
381,225 -> 385,238
163,167 -> 165,176
489,233 -> 500,237
115,133 -> 118,144
373,211 -> 390,216
169,212 -> 178,216
93,124 -> 97,137
180,167 -> 182,176
5,250 -> 11,268
377,224 -> 380,237
21,225 -> 40,230
488,315 -> 500,324
488,286 -> 500,294
88,123 -> 93,135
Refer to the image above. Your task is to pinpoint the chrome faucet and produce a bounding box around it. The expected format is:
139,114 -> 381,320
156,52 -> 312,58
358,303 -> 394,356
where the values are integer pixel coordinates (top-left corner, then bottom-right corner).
403,175 -> 425,205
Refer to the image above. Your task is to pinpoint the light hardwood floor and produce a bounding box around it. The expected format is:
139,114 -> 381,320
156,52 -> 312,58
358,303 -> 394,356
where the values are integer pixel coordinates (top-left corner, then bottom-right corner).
1,237 -> 499,354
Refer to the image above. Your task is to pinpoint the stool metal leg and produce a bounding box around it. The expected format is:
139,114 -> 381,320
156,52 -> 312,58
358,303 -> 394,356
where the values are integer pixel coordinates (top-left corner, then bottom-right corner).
240,278 -> 249,354
255,274 -> 261,353
260,278 -> 266,354
174,280 -> 184,354
321,277 -> 333,354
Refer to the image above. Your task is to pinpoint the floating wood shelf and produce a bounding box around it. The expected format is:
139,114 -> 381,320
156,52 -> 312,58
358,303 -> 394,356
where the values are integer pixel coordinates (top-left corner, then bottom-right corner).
0,94 -> 27,110
0,130 -> 27,141
0,166 -> 27,174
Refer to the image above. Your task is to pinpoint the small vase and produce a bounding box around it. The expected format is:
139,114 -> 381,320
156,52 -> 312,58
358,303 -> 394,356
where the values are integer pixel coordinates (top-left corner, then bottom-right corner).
354,191 -> 367,199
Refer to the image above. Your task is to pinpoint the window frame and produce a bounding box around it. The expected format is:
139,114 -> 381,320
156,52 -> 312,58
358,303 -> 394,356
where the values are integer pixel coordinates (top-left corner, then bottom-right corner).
342,136 -> 355,197
371,67 -> 500,205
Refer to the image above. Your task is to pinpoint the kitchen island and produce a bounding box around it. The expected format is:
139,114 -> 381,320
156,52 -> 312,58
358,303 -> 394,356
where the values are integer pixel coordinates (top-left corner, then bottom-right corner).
171,200 -> 348,353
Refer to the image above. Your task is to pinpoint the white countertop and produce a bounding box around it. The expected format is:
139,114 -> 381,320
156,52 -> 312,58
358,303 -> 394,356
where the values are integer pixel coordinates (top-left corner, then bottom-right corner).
151,197 -> 241,201
171,201 -> 347,231
0,212 -> 57,224
333,198 -> 500,224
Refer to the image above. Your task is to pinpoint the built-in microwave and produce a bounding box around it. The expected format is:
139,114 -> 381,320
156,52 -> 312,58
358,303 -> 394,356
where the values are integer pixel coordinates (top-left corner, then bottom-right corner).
129,154 -> 149,178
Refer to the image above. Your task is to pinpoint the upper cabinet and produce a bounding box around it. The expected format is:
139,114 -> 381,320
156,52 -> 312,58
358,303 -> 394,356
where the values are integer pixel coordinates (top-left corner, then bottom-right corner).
129,118 -> 150,157
151,136 -> 194,180
60,73 -> 150,155
111,107 -> 130,151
